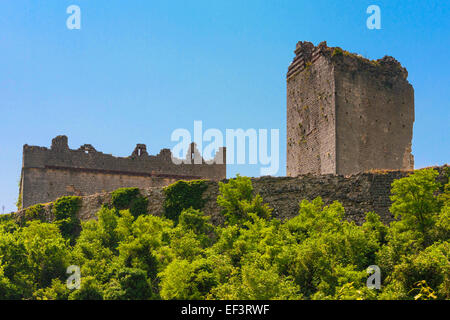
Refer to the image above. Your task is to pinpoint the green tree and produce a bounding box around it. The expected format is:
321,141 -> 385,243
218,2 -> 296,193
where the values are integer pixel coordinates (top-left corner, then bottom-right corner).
390,168 -> 442,244
19,221 -> 70,290
0,264 -> 21,300
159,258 -> 217,300
68,276 -> 103,300
217,175 -> 272,225
33,279 -> 70,300
104,268 -> 152,300
210,259 -> 301,300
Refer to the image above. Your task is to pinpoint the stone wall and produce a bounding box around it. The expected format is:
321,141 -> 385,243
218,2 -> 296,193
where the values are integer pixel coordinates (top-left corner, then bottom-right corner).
21,167 -> 179,208
287,43 -> 336,176
20,135 -> 226,208
16,165 -> 448,226
286,41 -> 414,176
334,54 -> 414,176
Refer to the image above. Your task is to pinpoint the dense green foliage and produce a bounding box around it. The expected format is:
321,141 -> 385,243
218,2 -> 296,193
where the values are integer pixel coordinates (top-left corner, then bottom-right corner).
162,180 -> 208,223
23,204 -> 45,222
217,174 -> 272,225
0,169 -> 448,300
110,188 -> 148,218
52,196 -> 82,244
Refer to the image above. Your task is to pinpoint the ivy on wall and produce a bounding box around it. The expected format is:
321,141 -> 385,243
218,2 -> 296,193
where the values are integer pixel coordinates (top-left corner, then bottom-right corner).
23,204 -> 45,222
162,180 -> 208,223
52,196 -> 82,244
110,187 -> 148,218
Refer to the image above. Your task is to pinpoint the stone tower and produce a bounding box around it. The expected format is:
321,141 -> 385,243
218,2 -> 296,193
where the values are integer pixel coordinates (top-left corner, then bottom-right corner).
286,41 -> 414,176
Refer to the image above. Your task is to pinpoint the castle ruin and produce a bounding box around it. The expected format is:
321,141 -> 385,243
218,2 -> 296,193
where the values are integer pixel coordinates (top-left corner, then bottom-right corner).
287,41 -> 414,176
19,41 -> 416,209
19,135 -> 226,208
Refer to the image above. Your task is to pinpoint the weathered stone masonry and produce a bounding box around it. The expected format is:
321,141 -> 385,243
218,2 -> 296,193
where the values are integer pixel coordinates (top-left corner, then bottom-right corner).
16,40 -> 434,226
19,135 -> 226,208
15,166 -> 449,226
287,41 -> 414,176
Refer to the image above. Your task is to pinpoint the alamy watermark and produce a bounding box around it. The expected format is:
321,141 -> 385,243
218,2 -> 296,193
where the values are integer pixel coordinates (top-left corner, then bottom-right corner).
170,121 -> 280,176
366,5 -> 381,30
366,265 -> 381,290
66,5 -> 81,30
65,5 -> 381,31
66,265 -> 81,290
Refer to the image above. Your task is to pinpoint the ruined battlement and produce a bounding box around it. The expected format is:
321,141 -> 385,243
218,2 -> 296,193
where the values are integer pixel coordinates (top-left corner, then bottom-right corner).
287,41 -> 408,81
23,135 -> 225,178
287,41 -> 414,177
20,135 -> 226,208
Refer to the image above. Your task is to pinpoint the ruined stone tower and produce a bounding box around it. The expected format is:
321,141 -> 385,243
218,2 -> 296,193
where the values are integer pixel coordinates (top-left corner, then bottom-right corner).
286,41 -> 414,176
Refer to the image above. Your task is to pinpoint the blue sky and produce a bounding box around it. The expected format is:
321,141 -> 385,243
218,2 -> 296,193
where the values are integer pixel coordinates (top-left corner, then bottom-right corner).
0,0 -> 449,213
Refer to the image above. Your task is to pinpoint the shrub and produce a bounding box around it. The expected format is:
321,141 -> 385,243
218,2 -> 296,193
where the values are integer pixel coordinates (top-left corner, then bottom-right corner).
53,196 -> 82,243
332,47 -> 343,57
33,279 -> 70,300
389,242 -> 450,299
0,213 -> 13,223
111,188 -> 148,218
23,204 -> 45,222
104,268 -> 152,300
217,175 -> 272,225
18,221 -> 71,290
68,276 -> 103,300
159,258 -> 217,300
178,208 -> 213,237
163,180 -> 208,223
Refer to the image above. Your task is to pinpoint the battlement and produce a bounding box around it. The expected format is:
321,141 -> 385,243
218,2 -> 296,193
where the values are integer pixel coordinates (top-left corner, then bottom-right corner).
287,41 -> 408,80
23,135 -> 225,178
20,136 -> 226,208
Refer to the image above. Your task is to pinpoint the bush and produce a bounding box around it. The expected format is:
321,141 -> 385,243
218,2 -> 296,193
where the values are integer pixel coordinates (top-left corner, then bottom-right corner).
53,196 -> 82,243
0,265 -> 22,299
332,47 -> 343,57
104,268 -> 152,300
163,180 -> 208,223
388,242 -> 450,299
217,175 -> 272,225
111,188 -> 148,217
23,204 -> 45,222
68,276 -> 103,300
18,221 -> 70,290
159,258 -> 217,300
0,213 -> 13,223
179,208 -> 213,237
33,279 -> 70,300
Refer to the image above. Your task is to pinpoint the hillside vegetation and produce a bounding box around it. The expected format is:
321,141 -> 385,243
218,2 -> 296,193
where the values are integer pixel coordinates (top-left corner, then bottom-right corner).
0,168 -> 448,300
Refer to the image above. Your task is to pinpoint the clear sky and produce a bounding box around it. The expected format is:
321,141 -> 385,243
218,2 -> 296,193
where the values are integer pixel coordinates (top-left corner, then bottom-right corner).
0,0 -> 449,213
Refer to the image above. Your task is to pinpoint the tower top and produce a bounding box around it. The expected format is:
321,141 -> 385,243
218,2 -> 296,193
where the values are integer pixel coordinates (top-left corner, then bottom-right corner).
287,41 -> 408,81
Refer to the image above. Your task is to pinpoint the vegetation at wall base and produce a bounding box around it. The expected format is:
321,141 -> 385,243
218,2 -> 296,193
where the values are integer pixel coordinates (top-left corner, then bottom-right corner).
0,168 -> 448,300
162,180 -> 208,223
110,187 -> 149,218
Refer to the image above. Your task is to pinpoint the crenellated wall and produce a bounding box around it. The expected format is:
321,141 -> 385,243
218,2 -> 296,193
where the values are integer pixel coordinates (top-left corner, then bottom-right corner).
20,135 -> 226,208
